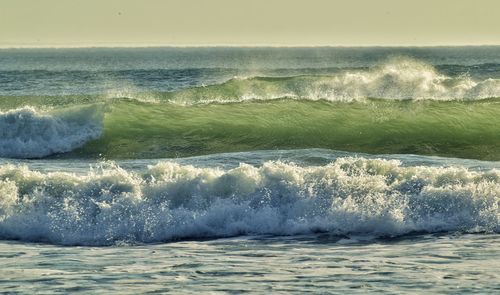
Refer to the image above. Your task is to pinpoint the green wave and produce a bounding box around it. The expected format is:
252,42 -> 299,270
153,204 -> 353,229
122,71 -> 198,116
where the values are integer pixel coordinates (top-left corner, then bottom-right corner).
58,98 -> 500,160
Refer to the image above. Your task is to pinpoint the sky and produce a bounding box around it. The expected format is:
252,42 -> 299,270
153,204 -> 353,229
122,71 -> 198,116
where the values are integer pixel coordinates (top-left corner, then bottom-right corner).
0,0 -> 499,47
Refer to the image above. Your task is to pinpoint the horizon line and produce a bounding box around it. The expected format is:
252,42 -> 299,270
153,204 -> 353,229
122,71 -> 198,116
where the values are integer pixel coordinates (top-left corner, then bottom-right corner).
1,43 -> 500,49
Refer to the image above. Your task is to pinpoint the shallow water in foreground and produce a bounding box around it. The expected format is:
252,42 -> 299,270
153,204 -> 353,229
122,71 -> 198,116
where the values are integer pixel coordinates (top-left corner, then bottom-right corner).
1,234 -> 498,294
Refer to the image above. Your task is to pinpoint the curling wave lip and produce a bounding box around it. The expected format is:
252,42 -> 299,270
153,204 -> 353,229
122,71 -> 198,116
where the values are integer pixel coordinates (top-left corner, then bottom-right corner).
0,105 -> 104,158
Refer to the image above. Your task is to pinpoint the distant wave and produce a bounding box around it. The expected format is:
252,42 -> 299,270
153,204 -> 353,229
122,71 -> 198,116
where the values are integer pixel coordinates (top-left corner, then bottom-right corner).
0,105 -> 104,158
158,58 -> 500,104
4,58 -> 498,108
0,158 -> 497,245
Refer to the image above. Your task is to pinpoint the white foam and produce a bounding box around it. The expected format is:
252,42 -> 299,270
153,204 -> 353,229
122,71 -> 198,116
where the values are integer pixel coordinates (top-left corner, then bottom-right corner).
321,58 -> 500,101
0,105 -> 104,158
0,158 -> 497,245
177,58 -> 500,104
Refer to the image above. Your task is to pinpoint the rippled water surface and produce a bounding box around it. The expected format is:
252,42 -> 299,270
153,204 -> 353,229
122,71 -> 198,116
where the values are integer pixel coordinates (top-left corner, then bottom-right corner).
1,234 -> 498,294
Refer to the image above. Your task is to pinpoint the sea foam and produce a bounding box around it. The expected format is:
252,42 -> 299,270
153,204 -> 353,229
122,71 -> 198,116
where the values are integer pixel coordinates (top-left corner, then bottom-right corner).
0,105 -> 104,158
166,58 -> 500,104
0,158 -> 497,245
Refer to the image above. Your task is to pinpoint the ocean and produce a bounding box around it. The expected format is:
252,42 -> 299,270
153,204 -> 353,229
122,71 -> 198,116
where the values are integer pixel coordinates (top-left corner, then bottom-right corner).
0,47 -> 499,293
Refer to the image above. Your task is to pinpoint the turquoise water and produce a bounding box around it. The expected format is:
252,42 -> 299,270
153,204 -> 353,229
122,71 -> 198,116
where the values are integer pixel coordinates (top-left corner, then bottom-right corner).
0,47 -> 499,293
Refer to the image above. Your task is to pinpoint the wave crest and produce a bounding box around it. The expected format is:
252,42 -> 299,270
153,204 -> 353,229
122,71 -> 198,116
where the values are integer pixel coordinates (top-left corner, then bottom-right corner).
0,105 -> 104,158
165,58 -> 500,104
0,158 -> 497,245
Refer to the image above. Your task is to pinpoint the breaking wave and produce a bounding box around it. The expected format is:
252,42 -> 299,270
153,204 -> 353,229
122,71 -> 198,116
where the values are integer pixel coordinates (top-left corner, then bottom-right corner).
162,58 -> 500,104
0,105 -> 104,158
0,158 -> 497,245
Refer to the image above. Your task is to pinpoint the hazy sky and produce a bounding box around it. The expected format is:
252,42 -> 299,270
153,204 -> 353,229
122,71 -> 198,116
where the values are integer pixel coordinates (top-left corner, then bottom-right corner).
1,0 -> 499,47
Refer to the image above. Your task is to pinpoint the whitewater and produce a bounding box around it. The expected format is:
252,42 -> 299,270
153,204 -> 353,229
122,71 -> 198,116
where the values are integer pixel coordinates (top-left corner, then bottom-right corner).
0,47 -> 499,293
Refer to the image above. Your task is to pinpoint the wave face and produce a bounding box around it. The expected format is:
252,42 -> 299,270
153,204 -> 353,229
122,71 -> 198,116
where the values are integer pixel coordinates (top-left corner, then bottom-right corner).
0,157 -> 497,245
61,98 -> 500,160
0,105 -> 104,158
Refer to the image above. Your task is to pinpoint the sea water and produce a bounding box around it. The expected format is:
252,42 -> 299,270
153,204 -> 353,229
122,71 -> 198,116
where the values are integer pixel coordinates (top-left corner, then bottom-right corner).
0,47 -> 499,293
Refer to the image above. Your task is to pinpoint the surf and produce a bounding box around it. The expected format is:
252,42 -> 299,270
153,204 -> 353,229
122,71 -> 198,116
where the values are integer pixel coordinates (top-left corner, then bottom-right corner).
157,58 -> 500,104
0,155 -> 498,245
0,105 -> 104,158
2,97 -> 500,160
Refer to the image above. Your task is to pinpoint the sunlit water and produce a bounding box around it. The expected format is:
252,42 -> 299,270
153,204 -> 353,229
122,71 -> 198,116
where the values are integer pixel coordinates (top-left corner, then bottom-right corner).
1,47 -> 499,293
